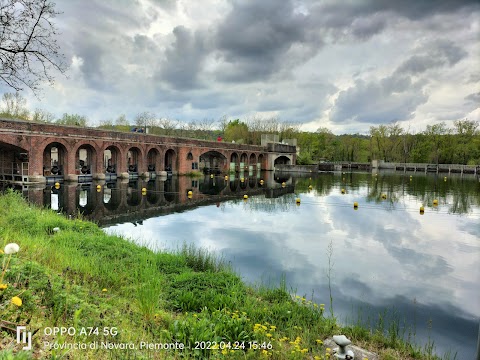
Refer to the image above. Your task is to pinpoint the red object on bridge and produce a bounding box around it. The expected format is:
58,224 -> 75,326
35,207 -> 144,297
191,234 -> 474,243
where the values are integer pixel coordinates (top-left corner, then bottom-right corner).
217,136 -> 222,142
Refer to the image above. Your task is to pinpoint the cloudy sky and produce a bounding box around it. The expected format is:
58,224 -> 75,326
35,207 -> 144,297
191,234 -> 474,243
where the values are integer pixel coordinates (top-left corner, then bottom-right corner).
15,0 -> 480,133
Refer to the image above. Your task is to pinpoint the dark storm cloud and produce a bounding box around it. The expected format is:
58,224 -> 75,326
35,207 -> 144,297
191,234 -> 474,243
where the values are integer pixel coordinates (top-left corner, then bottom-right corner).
214,0 -> 315,82
330,77 -> 428,124
309,0 -> 479,23
158,26 -> 209,89
75,38 -> 107,89
395,40 -> 468,75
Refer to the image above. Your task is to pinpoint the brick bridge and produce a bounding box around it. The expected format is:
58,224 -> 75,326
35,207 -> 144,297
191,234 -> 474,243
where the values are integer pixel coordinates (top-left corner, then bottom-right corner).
0,118 -> 296,184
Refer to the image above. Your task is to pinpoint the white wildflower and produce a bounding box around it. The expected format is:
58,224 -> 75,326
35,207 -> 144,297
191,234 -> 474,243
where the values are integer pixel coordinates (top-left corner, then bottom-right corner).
4,243 -> 20,254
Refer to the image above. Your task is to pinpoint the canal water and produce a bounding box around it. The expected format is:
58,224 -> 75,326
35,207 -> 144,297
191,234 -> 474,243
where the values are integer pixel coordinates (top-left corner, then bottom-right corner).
15,171 -> 480,359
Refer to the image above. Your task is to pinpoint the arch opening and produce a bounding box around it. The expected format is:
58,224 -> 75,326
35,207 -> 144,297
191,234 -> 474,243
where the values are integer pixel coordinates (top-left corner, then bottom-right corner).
274,155 -> 291,166
43,142 -> 67,180
165,149 -> 176,174
127,147 -> 141,174
147,148 -> 160,172
257,154 -> 264,170
0,142 -> 29,181
230,152 -> 239,172
199,150 -> 227,174
76,144 -> 96,179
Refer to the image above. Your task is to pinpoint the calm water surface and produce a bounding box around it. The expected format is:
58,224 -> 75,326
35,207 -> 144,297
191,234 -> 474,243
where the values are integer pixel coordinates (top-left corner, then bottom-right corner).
22,171 -> 480,359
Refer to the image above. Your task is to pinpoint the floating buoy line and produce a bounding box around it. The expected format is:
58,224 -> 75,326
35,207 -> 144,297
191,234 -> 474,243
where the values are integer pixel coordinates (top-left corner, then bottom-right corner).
50,182 -> 479,216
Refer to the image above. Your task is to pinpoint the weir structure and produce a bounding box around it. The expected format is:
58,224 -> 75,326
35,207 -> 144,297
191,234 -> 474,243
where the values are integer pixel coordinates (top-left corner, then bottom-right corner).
0,118 -> 296,184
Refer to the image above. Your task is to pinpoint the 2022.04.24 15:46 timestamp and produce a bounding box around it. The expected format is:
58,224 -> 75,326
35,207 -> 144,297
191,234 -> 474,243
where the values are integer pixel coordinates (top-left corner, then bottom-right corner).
193,341 -> 273,350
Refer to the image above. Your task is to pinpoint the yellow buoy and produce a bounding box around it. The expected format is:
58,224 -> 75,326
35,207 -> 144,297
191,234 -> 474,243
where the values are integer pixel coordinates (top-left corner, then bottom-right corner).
187,190 -> 193,196
243,194 -> 248,199
381,194 -> 387,199
341,189 -> 345,194
96,184 -> 101,190
282,182 -> 286,187
225,175 -> 228,180
54,182 -> 60,189
308,185 -> 313,190
420,206 -> 425,214
210,174 -> 214,178
444,177 -> 447,182
353,202 -> 358,208
259,179 -> 264,185
241,177 -> 245,182
296,198 -> 301,204
433,199 -> 438,206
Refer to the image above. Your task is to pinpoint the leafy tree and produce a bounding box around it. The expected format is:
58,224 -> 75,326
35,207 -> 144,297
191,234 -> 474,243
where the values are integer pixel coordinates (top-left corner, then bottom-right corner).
56,113 -> 87,126
0,92 -> 29,119
157,117 -> 178,136
453,119 -> 479,164
134,111 -> 156,131
31,107 -> 55,122
98,118 -> 114,129
115,114 -> 129,126
0,0 -> 66,94
224,119 -> 249,143
424,122 -> 449,164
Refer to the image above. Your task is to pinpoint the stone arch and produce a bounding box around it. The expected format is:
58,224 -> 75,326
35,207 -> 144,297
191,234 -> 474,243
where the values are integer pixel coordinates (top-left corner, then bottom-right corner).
240,152 -> 248,172
75,144 -> 97,175
274,155 -> 292,166
165,149 -> 176,173
127,146 -> 142,173
258,154 -> 264,170
249,153 -> 256,165
104,145 -> 121,174
43,141 -> 68,177
249,153 -> 256,171
0,142 -> 29,181
147,147 -> 161,172
199,150 -> 227,174
240,153 -> 248,164
230,152 -> 239,172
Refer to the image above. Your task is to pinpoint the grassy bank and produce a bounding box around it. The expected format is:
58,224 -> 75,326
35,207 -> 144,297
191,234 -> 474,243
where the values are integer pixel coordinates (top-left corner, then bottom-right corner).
0,190 -> 450,359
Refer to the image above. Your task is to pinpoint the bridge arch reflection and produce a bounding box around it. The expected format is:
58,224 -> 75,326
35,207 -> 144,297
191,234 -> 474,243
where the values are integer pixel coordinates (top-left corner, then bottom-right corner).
21,172 -> 295,226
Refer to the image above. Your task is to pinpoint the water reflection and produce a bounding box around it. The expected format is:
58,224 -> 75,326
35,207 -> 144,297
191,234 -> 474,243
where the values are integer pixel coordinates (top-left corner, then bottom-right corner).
4,171 -> 480,359
19,172 -> 286,226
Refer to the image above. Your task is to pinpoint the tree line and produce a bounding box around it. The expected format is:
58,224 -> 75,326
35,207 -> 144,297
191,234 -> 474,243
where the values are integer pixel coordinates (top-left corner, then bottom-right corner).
1,92 -> 479,165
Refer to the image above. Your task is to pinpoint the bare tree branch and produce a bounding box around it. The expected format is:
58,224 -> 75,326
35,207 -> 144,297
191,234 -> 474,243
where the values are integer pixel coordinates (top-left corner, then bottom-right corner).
0,0 -> 66,95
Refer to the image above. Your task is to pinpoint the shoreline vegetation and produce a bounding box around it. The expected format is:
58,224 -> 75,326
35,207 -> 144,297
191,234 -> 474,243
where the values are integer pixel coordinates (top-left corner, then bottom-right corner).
0,190 -> 456,359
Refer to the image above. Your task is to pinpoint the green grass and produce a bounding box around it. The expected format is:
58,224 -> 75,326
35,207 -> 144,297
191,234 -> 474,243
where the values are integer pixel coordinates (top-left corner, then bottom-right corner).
0,190 -> 452,359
